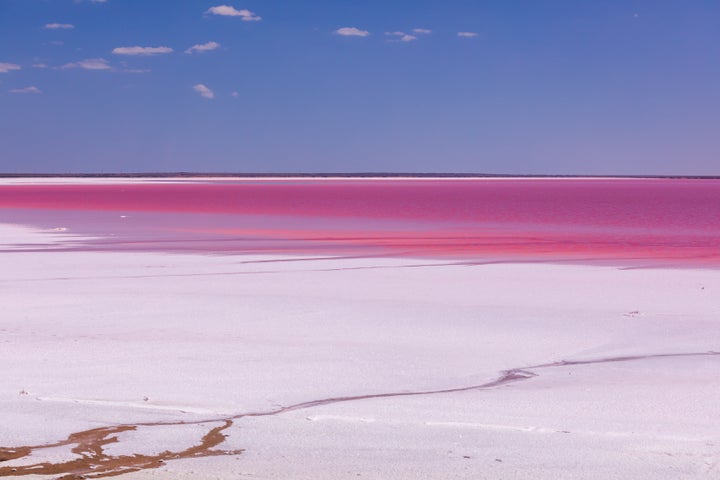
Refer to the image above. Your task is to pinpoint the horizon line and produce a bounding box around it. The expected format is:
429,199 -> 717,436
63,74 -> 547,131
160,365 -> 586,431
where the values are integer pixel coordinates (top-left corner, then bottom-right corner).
1,172 -> 720,179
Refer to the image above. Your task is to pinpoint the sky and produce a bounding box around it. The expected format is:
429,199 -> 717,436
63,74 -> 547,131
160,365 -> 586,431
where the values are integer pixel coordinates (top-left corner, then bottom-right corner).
1,0 -> 719,175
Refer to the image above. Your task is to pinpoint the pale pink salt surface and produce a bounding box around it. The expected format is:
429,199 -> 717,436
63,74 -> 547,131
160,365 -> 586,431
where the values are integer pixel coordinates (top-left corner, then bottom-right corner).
1,221 -> 719,479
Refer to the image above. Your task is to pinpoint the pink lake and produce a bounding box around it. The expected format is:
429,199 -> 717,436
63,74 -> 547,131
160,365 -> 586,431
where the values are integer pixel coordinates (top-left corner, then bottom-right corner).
1,178 -> 719,266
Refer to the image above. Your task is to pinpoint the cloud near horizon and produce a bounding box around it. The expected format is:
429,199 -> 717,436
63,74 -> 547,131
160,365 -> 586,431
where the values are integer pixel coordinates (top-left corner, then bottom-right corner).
185,41 -> 220,54
62,58 -> 111,70
44,23 -> 75,29
112,46 -> 174,56
457,32 -> 478,38
0,62 -> 22,73
10,86 -> 42,94
193,84 -> 214,99
413,28 -> 432,34
205,6 -> 261,21
335,27 -> 370,37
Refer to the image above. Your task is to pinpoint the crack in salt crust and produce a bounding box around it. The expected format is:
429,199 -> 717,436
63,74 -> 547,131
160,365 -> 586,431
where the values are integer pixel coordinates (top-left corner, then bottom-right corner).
1,351 -> 717,478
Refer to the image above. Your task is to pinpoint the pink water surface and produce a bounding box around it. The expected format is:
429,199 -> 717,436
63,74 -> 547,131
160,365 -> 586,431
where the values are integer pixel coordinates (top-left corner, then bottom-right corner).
1,178 -> 719,266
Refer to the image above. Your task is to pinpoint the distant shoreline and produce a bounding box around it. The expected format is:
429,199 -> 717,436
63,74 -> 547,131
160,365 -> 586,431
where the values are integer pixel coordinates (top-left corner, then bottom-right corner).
1,172 -> 719,179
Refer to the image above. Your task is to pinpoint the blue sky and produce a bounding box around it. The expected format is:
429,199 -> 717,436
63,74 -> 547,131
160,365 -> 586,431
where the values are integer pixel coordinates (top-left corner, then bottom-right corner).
1,0 -> 719,174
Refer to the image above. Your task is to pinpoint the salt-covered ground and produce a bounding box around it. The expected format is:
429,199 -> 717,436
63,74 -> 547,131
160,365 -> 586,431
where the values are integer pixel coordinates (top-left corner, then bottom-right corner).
1,223 -> 719,479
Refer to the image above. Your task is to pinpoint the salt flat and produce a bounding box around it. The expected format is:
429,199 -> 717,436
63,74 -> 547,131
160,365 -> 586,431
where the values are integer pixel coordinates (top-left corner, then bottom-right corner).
0,224 -> 718,479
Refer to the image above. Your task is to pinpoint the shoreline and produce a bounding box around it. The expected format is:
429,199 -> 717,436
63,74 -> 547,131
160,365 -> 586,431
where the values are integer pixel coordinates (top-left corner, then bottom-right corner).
2,223 -> 718,271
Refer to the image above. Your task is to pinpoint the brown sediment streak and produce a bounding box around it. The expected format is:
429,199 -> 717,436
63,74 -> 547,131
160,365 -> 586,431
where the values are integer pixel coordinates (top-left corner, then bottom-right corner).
0,421 -> 241,479
1,351 -> 718,478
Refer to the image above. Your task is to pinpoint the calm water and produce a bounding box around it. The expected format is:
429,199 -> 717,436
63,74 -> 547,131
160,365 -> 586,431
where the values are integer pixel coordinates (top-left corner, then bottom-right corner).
1,178 -> 719,266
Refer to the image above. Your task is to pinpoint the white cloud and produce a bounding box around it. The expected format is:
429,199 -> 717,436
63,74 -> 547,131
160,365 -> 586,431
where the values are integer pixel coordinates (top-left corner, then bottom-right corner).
193,84 -> 214,99
112,46 -> 173,56
10,86 -> 42,94
32,63 -> 48,68
385,31 -> 417,42
413,28 -> 432,34
44,23 -> 74,29
335,27 -> 370,37
185,41 -> 220,54
0,63 -> 21,73
457,31 -> 478,38
205,6 -> 261,21
62,58 -> 112,70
